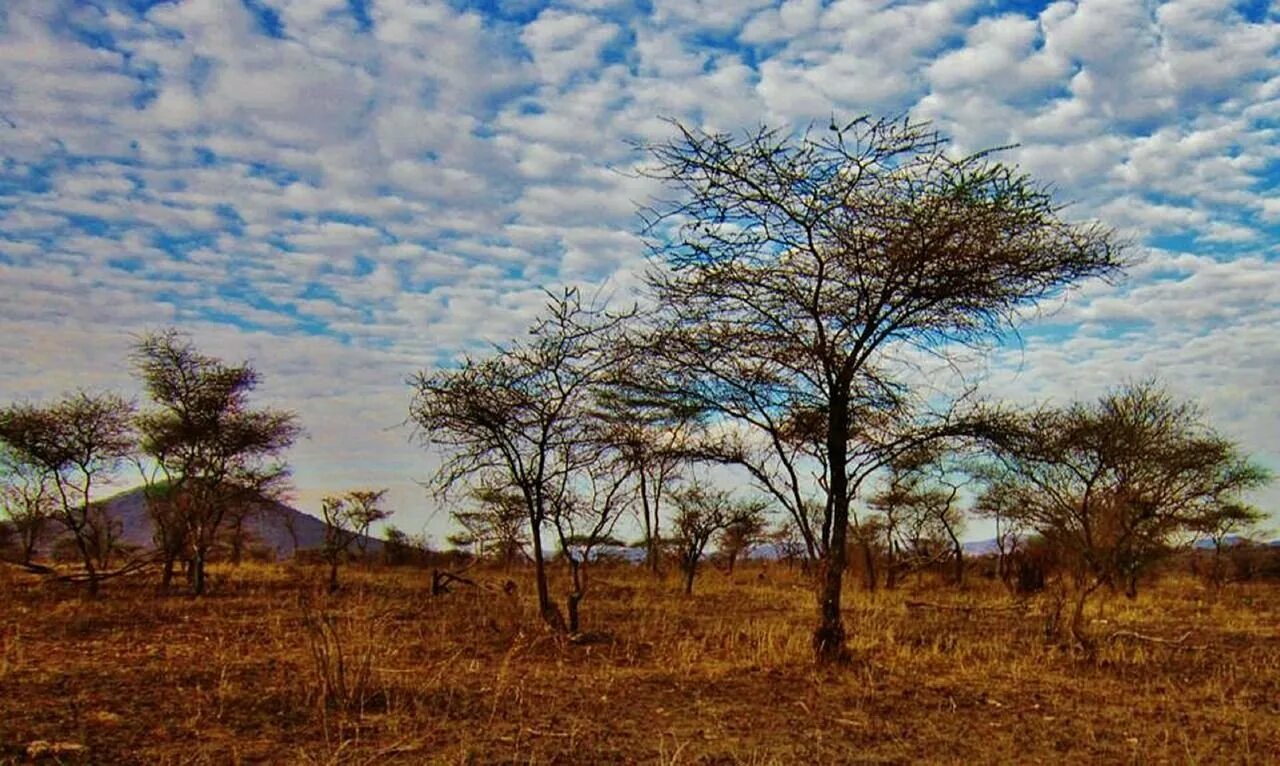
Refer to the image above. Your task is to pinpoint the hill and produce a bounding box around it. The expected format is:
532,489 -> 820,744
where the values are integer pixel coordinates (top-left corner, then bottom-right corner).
94,486 -> 382,559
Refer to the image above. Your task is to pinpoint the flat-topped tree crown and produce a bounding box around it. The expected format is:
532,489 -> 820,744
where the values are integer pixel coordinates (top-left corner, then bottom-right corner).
131,329 -> 300,595
638,115 -> 1127,662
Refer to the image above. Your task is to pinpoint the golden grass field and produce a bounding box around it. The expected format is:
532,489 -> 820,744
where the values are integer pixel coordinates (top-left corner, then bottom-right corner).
2,561 -> 1278,764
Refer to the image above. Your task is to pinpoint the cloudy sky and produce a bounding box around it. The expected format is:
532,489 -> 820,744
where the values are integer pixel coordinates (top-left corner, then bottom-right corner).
1,0 -> 1277,541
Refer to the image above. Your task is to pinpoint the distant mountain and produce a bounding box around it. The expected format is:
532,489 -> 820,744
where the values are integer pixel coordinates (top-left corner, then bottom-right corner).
95,486 -> 381,559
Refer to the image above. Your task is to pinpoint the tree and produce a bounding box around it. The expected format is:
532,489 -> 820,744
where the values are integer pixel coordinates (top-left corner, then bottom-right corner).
982,381 -> 1271,649
972,472 -> 1029,590
593,387 -> 695,574
1,445 -> 56,563
545,456 -> 632,632
132,330 -> 301,595
0,392 -> 135,595
449,481 -> 530,567
670,481 -> 767,595
868,448 -> 969,587
410,288 -> 633,631
320,489 -> 392,592
638,116 -> 1124,661
1195,501 -> 1264,587
717,508 -> 767,573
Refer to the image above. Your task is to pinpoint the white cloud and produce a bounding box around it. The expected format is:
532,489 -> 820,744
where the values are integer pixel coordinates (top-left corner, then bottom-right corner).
0,0 -> 1277,535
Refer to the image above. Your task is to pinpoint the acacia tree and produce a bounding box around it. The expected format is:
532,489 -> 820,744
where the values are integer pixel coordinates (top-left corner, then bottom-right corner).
868,449 -> 969,587
0,392 -> 135,595
972,472 -> 1029,589
593,386 -> 696,574
1195,501 -> 1264,587
320,489 -> 392,592
450,481 -> 530,567
638,117 -> 1124,661
410,288 -> 633,631
545,455 -> 632,632
1,445 -> 56,564
670,481 -> 767,595
132,330 -> 301,595
718,509 -> 767,574
983,381 -> 1270,649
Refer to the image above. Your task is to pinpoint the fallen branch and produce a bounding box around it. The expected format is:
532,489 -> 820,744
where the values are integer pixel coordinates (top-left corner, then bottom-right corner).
1106,629 -> 1204,650
431,568 -> 477,596
0,557 -> 59,576
0,553 -> 159,584
904,600 -> 1024,613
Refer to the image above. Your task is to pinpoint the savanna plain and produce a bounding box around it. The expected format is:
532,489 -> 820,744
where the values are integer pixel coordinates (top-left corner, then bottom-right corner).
2,561 -> 1278,765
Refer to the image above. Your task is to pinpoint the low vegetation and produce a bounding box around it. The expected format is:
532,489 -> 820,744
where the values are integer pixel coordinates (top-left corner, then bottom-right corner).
1,115 -> 1276,762
2,559 -> 1278,764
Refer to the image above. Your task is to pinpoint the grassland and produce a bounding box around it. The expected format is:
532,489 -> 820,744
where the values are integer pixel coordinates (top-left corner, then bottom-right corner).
2,562 -> 1278,764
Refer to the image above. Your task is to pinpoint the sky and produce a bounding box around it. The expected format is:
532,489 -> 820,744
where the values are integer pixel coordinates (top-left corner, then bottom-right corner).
0,0 -> 1277,543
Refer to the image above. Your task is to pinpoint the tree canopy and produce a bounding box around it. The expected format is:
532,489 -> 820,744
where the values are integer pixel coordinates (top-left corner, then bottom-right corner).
637,116 -> 1127,661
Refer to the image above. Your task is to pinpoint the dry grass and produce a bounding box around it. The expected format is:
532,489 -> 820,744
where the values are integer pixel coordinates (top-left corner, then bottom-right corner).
1,561 -> 1278,764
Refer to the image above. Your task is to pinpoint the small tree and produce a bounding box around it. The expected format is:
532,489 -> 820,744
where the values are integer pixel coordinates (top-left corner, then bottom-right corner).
868,449 -> 969,587
718,510 -> 766,573
972,474 -> 1029,590
320,489 -> 392,592
450,482 -> 529,568
410,288 -> 633,631
0,392 -> 135,595
545,457 -> 633,632
1195,501 -> 1264,588
983,381 -> 1271,649
671,482 -> 767,595
132,329 -> 301,595
594,384 -> 697,574
1,445 -> 56,563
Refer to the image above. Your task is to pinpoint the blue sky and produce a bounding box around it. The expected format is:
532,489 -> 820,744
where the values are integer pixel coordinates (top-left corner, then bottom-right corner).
1,0 -> 1277,540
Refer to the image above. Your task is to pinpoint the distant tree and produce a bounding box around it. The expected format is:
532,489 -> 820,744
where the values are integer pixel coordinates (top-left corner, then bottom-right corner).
138,481 -> 192,587
766,519 -> 810,569
0,391 -> 135,595
545,456 -> 633,633
320,489 -> 392,592
868,449 -> 969,587
671,481 -> 767,595
971,473 -> 1029,590
983,381 -> 1271,649
638,116 -> 1125,661
1,444 -> 56,563
717,509 -> 767,573
410,288 -> 633,631
1195,501 -> 1265,588
132,329 -> 301,595
83,500 -> 124,571
382,526 -> 416,566
450,481 -> 529,568
594,383 -> 697,574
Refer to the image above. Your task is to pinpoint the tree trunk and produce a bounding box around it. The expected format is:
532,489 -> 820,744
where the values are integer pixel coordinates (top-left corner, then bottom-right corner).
684,563 -> 696,595
20,529 -> 37,565
528,515 -> 563,631
328,559 -> 340,593
192,546 -> 207,596
641,474 -> 659,575
884,541 -> 897,590
71,528 -> 100,597
161,555 -> 176,589
813,390 -> 850,663
566,557 -> 584,633
947,529 -> 965,586
861,539 -> 877,591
